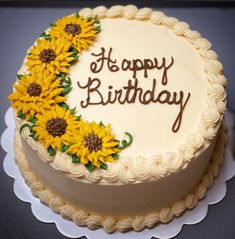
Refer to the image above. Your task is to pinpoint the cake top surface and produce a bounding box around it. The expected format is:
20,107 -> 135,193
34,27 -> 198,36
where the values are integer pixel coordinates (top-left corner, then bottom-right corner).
67,17 -> 208,157
9,5 -> 226,184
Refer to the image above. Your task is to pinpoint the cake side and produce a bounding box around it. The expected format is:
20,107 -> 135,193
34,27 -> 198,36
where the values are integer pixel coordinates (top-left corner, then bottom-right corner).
11,5 -> 227,184
14,122 -> 226,232
20,126 -> 218,216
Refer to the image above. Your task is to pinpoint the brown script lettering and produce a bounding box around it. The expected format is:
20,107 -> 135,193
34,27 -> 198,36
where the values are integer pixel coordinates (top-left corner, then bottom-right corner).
77,78 -> 191,132
90,47 -> 174,85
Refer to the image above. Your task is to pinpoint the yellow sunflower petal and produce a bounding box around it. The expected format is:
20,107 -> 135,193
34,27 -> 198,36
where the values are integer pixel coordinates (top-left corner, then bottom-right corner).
8,73 -> 67,119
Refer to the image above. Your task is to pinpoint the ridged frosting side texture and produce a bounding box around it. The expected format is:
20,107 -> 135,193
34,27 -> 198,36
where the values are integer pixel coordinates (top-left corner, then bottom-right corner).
14,122 -> 226,233
15,5 -> 227,184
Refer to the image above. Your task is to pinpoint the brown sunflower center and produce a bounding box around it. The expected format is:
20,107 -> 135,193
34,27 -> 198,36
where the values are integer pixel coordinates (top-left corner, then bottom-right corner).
84,133 -> 102,153
64,23 -> 81,36
46,118 -> 68,137
39,49 -> 56,63
27,83 -> 42,96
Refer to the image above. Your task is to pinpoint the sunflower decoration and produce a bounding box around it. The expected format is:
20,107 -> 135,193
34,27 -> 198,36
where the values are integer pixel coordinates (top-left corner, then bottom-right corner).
26,38 -> 77,76
8,74 -> 65,119
33,106 -> 81,155
66,121 -> 121,171
9,13 -> 134,172
48,14 -> 100,52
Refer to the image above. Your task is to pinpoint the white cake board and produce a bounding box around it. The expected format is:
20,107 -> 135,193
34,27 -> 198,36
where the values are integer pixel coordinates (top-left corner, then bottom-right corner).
1,108 -> 235,239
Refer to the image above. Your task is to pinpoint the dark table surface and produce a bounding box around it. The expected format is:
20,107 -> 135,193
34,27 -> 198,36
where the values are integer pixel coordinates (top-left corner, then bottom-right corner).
0,6 -> 235,239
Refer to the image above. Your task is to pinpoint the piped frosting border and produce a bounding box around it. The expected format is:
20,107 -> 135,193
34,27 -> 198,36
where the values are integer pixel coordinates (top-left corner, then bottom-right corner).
14,5 -> 227,184
14,122 -> 226,233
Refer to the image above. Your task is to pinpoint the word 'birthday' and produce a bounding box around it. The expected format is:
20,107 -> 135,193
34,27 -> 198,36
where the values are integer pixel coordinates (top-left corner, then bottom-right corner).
77,47 -> 191,133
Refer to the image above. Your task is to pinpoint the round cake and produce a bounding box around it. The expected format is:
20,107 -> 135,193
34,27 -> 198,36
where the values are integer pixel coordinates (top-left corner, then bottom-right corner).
8,5 -> 227,233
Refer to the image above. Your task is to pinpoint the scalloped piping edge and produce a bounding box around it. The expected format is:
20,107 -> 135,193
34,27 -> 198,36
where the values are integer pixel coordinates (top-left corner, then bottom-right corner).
14,5 -> 227,184
13,121 -> 226,233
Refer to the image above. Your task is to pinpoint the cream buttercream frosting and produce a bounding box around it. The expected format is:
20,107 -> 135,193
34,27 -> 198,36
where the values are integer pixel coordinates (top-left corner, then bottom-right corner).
15,5 -> 226,184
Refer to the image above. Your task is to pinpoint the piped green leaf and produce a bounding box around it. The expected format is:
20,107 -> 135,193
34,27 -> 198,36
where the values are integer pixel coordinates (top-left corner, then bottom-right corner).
58,102 -> 69,109
17,112 -> 26,119
94,16 -> 100,24
71,55 -> 79,65
70,107 -> 76,115
20,123 -> 33,134
39,31 -> 52,41
17,74 -> 24,80
72,155 -> 80,163
28,116 -> 37,124
48,146 -> 56,157
76,115 -> 82,121
71,48 -> 79,55
75,12 -> 80,18
61,77 -> 72,89
20,122 -> 38,140
64,77 -> 72,87
29,133 -> 39,141
61,87 -> 72,96
100,162 -> 108,170
95,25 -> 101,33
85,162 -> 95,172
69,47 -> 79,65
58,73 -> 66,81
118,132 -> 133,150
50,22 -> 56,27
61,144 -> 71,152
99,121 -> 104,127
112,153 -> 119,159
40,32 -> 46,37
46,35 -> 52,41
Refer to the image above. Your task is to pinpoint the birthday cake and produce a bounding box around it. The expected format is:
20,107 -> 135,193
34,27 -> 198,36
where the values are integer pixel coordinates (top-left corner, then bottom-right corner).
9,5 -> 227,233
